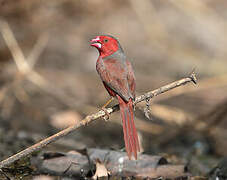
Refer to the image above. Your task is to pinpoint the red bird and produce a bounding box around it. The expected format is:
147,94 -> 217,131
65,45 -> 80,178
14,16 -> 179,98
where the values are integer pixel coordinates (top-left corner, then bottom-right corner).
90,35 -> 140,159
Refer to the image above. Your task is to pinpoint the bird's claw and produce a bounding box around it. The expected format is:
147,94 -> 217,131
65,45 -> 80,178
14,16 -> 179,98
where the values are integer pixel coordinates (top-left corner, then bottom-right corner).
102,107 -> 110,121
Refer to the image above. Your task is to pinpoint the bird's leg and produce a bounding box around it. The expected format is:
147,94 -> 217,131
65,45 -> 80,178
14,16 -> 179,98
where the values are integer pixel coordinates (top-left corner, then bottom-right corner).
101,97 -> 114,121
102,97 -> 114,109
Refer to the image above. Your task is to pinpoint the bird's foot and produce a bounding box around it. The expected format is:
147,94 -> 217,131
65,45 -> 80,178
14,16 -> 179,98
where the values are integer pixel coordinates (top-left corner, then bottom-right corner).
101,107 -> 110,121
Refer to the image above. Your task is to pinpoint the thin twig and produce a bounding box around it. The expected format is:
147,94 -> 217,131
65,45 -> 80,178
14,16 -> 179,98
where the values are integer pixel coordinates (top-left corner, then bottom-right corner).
0,20 -> 30,74
27,32 -> 49,68
0,72 -> 197,168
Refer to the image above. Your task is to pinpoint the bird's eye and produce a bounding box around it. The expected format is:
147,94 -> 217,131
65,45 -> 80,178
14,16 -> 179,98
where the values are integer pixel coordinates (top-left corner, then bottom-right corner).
104,39 -> 109,43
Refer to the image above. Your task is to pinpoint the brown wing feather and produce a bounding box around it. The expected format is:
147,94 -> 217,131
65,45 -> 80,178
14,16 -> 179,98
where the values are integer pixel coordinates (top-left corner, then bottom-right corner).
126,59 -> 136,99
96,58 -> 132,102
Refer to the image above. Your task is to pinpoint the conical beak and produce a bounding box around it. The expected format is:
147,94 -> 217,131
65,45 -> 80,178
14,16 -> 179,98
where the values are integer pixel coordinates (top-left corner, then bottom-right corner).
90,36 -> 102,49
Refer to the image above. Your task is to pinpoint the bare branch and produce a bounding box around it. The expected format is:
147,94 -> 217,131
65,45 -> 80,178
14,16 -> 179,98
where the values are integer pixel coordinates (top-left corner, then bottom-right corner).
0,72 -> 197,168
0,20 -> 30,74
27,32 -> 49,68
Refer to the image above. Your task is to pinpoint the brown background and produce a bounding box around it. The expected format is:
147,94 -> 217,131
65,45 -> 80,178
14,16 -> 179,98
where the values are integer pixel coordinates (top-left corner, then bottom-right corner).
0,0 -> 227,177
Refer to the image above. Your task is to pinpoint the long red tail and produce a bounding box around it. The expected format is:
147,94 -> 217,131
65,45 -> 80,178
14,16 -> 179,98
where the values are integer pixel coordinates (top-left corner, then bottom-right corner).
117,95 -> 140,159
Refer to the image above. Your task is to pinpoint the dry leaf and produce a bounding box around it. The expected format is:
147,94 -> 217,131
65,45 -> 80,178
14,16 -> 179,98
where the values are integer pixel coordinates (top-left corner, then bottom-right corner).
50,110 -> 82,129
92,159 -> 109,180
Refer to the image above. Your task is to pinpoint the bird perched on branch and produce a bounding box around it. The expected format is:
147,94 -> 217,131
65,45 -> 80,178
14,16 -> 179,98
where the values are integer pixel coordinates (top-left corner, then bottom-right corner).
90,35 -> 140,159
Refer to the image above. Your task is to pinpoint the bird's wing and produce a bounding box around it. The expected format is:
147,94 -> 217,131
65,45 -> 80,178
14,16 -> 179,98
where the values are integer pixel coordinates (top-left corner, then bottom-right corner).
97,58 -> 132,102
126,59 -> 136,100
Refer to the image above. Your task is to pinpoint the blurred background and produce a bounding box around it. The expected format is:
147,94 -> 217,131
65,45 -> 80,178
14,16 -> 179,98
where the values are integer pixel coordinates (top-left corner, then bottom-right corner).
0,0 -> 227,178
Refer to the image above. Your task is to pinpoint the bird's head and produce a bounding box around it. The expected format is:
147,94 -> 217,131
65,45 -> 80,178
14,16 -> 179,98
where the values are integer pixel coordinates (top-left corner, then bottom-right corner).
90,35 -> 121,57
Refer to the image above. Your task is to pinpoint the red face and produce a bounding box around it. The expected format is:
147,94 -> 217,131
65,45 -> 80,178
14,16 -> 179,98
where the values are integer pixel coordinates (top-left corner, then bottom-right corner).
90,35 -> 119,57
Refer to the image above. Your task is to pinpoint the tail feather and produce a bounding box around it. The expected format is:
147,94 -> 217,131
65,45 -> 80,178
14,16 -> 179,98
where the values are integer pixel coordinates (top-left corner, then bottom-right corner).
126,106 -> 137,159
129,100 -> 140,152
117,95 -> 140,159
120,108 -> 131,158
125,108 -> 134,158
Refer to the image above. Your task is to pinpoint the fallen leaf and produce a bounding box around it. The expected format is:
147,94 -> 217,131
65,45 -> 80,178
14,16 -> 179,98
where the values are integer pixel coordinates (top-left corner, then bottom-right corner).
50,110 -> 82,129
92,159 -> 109,180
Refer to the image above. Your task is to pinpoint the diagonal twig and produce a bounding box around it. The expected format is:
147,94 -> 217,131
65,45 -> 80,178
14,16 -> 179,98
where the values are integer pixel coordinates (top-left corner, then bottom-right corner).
0,72 -> 197,168
0,20 -> 30,74
27,32 -> 49,68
